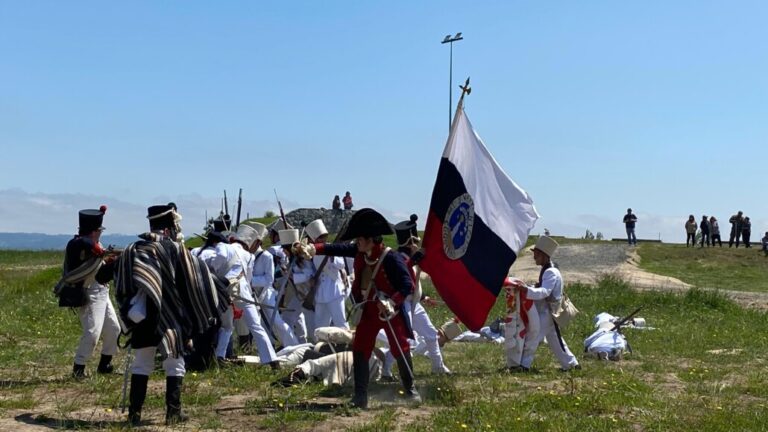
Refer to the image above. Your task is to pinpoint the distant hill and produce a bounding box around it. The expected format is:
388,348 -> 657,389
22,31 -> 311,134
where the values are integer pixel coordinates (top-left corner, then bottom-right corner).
0,232 -> 138,250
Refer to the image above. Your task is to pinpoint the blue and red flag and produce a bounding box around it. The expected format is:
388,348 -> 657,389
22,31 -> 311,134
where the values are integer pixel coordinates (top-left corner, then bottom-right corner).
420,103 -> 539,331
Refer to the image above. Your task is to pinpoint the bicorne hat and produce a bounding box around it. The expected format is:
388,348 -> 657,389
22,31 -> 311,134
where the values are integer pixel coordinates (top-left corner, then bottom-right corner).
338,208 -> 393,241
394,214 -> 419,247
79,205 -> 107,234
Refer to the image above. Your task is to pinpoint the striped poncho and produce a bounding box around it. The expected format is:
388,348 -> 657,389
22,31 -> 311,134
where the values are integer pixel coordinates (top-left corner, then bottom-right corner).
115,234 -> 229,359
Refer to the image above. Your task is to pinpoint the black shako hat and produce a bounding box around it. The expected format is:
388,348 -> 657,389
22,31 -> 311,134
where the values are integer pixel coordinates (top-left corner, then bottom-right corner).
338,208 -> 394,241
213,215 -> 231,233
147,205 -> 175,230
394,214 -> 419,246
79,205 -> 107,234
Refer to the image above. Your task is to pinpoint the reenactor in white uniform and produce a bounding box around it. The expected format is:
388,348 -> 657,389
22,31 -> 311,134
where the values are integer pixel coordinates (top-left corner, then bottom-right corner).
58,205 -> 120,378
508,236 -> 580,371
228,222 -> 279,368
305,219 -> 350,330
276,228 -> 315,343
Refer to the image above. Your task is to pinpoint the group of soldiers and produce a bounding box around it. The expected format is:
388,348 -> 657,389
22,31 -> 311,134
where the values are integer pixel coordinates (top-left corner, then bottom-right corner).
57,203 -> 453,425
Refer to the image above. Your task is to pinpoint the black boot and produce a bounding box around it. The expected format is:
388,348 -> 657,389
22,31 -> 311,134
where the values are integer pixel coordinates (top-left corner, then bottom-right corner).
128,374 -> 148,426
165,376 -> 189,425
72,363 -> 86,379
96,354 -> 114,374
396,353 -> 421,403
238,334 -> 253,352
350,351 -> 369,409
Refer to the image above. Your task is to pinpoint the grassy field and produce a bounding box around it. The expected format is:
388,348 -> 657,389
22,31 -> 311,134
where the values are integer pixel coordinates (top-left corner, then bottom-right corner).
2,247 -> 768,431
636,242 -> 768,292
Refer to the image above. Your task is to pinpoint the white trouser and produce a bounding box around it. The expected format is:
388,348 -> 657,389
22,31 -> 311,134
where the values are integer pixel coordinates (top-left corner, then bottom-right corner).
261,287 -> 298,347
75,282 -> 121,365
522,309 -> 578,369
235,300 -> 277,364
315,297 -> 350,330
215,306 -> 234,358
404,301 -> 447,373
131,346 -> 185,377
282,296 -> 309,344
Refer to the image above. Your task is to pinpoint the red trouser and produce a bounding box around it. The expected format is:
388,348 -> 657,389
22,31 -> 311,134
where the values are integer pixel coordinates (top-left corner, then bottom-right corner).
353,302 -> 410,360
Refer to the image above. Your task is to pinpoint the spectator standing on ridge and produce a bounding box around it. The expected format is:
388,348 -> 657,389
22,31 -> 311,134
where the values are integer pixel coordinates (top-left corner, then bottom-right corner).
342,191 -> 353,210
710,216 -> 722,247
729,211 -> 744,248
623,208 -> 638,245
761,232 -> 768,256
685,215 -> 697,247
742,217 -> 752,248
332,195 -> 341,211
699,215 -> 711,247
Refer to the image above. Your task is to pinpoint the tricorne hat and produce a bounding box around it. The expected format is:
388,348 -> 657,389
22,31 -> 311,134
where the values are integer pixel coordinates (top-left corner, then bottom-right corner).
532,235 -> 558,258
305,219 -> 328,242
338,208 -> 393,241
394,214 -> 419,246
240,221 -> 267,240
79,205 -> 107,233
279,229 -> 300,245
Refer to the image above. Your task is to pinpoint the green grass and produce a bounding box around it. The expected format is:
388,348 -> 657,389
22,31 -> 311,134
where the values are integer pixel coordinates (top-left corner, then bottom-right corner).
637,242 -> 768,292
2,248 -> 768,431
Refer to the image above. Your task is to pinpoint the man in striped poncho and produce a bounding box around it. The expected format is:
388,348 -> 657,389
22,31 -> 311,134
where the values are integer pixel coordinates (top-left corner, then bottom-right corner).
115,204 -> 228,426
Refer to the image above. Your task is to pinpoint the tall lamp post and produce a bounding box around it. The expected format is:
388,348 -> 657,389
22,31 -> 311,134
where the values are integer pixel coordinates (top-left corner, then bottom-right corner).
441,32 -> 463,132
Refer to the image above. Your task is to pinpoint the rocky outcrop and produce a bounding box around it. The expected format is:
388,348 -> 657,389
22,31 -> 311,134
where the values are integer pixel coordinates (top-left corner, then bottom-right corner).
284,208 -> 356,234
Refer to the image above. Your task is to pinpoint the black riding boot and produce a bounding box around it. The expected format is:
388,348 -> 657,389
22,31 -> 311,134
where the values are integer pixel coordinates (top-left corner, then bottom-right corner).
96,354 -> 114,374
165,376 -> 189,425
128,374 -> 149,426
72,363 -> 86,378
396,353 -> 421,403
350,351 -> 369,409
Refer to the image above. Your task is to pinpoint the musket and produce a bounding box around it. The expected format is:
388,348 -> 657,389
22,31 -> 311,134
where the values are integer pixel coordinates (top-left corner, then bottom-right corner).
610,306 -> 644,332
274,189 -> 288,229
223,190 -> 230,222
235,188 -> 243,228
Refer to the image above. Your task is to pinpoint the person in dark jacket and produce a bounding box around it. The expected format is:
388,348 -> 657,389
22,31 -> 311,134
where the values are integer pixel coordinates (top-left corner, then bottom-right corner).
699,215 -> 711,247
742,217 -> 752,248
729,211 -> 744,247
58,206 -> 120,378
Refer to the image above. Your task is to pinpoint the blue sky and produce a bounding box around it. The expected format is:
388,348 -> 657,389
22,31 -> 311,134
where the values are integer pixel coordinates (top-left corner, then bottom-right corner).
1,1 -> 766,243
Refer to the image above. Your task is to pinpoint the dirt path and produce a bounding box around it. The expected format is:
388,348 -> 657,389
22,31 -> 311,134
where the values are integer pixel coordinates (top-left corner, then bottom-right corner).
509,243 -> 768,310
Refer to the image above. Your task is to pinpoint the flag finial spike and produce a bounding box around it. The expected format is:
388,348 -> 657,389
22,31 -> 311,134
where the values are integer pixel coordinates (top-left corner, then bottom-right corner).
456,77 -> 471,112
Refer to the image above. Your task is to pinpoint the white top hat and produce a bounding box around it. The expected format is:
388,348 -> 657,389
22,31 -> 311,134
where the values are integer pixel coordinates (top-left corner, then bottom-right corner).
305,219 -> 328,241
279,229 -> 300,245
240,221 -> 267,240
234,224 -> 259,248
532,235 -> 558,257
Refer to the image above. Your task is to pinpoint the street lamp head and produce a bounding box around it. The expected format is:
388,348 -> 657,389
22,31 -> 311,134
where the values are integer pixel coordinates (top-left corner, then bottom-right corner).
455,32 -> 462,39
442,35 -> 451,43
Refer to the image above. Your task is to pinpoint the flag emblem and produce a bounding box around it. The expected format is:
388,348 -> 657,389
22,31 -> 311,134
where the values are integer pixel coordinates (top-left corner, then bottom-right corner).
442,193 -> 475,260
